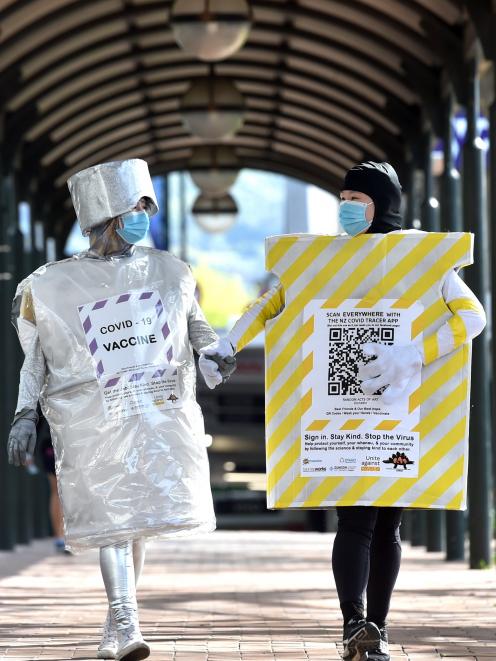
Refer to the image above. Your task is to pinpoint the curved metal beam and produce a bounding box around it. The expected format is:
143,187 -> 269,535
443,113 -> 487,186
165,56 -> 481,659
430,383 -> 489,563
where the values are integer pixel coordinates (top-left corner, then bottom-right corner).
0,0 -> 449,144
2,22 -> 425,110
14,63 -> 410,192
0,0 -> 461,159
31,100 -> 389,173
0,0 -> 442,188
43,130 -> 348,200
254,0 -> 460,68
6,43 -> 417,131
29,88 -> 390,159
229,152 -> 343,193
0,0 -> 456,82
36,121 -> 358,194
11,59 -> 413,175
0,0 -> 464,247
17,70 -> 402,150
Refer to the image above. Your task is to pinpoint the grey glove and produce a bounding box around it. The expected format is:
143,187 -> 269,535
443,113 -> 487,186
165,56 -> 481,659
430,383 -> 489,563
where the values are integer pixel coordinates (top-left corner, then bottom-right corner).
8,408 -> 38,467
205,353 -> 237,381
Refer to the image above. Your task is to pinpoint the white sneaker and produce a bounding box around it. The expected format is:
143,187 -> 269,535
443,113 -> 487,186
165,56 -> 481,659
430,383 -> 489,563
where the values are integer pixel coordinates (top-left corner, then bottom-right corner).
114,609 -> 150,661
116,636 -> 150,661
97,610 -> 118,659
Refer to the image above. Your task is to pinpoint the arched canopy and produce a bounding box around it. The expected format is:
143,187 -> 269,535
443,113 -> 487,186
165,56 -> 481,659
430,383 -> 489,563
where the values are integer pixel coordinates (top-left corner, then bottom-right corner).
0,0 -> 468,238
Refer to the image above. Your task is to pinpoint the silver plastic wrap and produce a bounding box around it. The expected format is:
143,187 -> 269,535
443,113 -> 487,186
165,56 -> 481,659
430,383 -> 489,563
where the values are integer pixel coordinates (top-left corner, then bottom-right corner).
13,247 -> 216,551
14,321 -> 46,415
67,159 -> 159,235
98,538 -> 146,656
187,298 -> 218,351
100,540 -> 140,636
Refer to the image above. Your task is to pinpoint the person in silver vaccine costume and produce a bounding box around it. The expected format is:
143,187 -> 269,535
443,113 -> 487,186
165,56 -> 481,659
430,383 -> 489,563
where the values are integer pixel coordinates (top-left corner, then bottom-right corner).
7,159 -> 235,661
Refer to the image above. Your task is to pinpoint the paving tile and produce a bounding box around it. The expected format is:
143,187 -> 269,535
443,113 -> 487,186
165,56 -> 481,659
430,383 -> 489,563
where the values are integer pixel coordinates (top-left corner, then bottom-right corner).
0,532 -> 495,660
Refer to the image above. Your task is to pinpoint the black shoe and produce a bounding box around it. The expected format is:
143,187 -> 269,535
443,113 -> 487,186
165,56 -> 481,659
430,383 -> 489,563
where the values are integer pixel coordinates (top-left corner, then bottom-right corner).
342,617 -> 381,660
367,627 -> 390,660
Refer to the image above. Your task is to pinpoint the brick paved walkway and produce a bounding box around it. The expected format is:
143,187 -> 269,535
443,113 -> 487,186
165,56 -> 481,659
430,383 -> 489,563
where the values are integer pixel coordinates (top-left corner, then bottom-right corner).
0,531 -> 495,660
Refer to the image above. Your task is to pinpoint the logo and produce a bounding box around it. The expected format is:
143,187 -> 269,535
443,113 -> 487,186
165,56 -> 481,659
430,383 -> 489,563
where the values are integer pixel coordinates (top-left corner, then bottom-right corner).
302,460 -> 326,473
168,393 -> 179,403
383,452 -> 414,471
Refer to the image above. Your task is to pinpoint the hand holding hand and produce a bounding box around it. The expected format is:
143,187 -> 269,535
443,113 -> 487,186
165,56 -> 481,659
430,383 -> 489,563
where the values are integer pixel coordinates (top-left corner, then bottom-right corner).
198,353 -> 223,389
198,338 -> 237,388
200,337 -> 235,360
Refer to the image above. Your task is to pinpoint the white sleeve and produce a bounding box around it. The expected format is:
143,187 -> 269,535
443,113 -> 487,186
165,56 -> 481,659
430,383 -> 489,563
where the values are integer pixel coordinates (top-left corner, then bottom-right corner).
417,269 -> 486,365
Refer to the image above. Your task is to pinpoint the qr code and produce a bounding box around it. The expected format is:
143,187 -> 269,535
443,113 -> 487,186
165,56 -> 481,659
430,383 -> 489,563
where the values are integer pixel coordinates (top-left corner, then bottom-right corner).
328,327 -> 395,396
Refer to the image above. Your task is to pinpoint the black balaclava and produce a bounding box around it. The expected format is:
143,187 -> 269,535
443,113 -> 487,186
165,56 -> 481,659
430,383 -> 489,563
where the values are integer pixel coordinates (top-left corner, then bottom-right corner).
342,161 -> 402,234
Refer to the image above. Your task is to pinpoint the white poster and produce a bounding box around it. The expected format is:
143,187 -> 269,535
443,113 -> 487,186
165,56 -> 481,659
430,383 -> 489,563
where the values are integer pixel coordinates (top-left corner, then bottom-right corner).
301,299 -> 423,478
78,289 -> 182,420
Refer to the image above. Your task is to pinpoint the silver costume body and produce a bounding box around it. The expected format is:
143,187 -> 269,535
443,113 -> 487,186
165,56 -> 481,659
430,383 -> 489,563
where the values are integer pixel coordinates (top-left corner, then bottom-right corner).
18,247 -> 216,551
8,159 -> 230,660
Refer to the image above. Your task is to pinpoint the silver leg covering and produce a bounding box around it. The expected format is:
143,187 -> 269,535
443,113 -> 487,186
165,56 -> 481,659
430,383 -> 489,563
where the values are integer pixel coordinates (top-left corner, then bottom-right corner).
132,538 -> 146,584
98,539 -> 149,660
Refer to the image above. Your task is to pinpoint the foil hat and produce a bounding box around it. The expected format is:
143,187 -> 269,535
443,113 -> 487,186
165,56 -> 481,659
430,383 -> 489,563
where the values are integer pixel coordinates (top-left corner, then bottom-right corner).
67,159 -> 159,235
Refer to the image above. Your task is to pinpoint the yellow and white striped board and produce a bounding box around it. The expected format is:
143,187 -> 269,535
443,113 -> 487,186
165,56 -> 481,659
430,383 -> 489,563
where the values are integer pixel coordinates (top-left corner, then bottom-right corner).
265,231 -> 473,511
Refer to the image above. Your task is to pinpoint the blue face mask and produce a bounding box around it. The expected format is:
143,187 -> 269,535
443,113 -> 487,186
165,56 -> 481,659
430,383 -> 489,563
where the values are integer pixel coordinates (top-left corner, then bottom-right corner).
339,200 -> 372,236
116,210 -> 150,244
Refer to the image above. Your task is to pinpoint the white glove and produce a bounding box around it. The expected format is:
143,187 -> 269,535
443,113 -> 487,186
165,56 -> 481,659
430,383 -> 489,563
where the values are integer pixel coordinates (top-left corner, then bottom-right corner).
199,353 -> 223,389
200,337 -> 235,359
199,337 -> 237,386
357,343 -> 422,405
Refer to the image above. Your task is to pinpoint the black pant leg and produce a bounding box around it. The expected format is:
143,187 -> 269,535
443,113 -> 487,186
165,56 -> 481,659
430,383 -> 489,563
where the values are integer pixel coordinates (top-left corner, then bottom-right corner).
332,506 -> 378,623
366,507 -> 403,628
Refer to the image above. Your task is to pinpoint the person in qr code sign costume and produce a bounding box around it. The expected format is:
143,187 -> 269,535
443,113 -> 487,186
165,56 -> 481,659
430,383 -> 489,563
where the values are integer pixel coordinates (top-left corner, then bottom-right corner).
224,162 -> 486,661
6,159 -> 235,661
